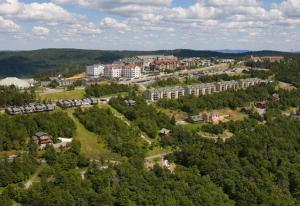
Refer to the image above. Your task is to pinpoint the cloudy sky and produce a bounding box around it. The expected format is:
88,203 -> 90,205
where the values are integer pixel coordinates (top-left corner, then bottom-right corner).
0,0 -> 300,51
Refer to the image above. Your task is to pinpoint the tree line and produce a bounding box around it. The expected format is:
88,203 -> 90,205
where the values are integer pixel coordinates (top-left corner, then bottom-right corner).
0,86 -> 36,107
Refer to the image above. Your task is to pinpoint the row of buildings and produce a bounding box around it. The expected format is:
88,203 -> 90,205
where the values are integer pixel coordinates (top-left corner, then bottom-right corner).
6,97 -> 100,115
144,78 -> 268,101
250,56 -> 284,63
6,103 -> 55,115
57,97 -> 99,108
86,55 -> 233,79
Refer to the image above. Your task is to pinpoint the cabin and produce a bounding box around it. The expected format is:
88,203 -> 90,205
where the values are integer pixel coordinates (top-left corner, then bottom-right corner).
272,93 -> 280,101
203,112 -> 221,123
32,132 -> 53,147
255,101 -> 268,109
124,99 -> 136,107
291,114 -> 300,121
160,128 -> 171,136
188,115 -> 203,123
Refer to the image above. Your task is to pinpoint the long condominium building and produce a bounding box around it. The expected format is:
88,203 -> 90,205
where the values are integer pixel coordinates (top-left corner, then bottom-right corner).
144,78 -> 268,101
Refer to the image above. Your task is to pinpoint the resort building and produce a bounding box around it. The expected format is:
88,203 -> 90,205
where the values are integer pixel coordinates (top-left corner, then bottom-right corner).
144,78 -> 268,101
104,64 -> 123,78
122,64 -> 142,78
86,64 -> 105,78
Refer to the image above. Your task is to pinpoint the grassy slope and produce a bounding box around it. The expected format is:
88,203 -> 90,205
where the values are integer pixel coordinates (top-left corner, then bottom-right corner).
39,88 -> 85,101
66,108 -> 121,161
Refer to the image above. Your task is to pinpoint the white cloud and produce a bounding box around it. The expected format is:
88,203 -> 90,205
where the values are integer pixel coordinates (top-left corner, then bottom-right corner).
273,0 -> 300,18
0,16 -> 19,32
100,17 -> 129,30
63,22 -> 101,38
32,26 -> 49,36
0,0 -> 80,23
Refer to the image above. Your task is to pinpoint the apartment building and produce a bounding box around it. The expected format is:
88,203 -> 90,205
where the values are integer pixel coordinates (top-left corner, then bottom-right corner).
123,64 -> 142,78
145,78 -> 268,101
86,64 -> 105,78
104,64 -> 142,79
104,64 -> 123,78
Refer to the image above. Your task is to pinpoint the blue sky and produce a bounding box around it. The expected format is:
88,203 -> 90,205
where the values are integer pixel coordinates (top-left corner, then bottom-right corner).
0,0 -> 300,51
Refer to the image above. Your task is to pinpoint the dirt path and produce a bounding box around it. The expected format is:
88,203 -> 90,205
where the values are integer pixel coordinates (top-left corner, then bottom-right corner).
24,166 -> 44,189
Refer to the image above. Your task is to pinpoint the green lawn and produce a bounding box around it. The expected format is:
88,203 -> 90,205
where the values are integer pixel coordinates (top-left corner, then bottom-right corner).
182,123 -> 205,133
66,108 -> 122,161
40,88 -> 85,101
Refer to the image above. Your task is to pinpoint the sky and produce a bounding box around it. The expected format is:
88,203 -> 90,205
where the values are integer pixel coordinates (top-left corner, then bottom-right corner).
0,0 -> 300,51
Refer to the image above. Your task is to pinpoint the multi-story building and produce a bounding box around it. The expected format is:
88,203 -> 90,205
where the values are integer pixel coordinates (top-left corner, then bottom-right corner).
145,78 -> 268,101
104,64 -> 123,78
251,56 -> 284,63
86,64 -> 105,78
145,86 -> 186,101
151,60 -> 179,71
122,64 -> 142,78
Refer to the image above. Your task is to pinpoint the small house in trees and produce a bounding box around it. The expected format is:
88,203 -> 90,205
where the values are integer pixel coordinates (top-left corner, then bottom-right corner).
291,114 -> 300,121
255,101 -> 268,109
272,93 -> 280,101
160,128 -> 171,136
124,99 -> 136,107
203,112 -> 221,123
188,115 -> 203,123
32,132 -> 53,147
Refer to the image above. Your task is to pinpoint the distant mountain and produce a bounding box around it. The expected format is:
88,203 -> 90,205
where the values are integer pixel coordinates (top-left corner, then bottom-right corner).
216,49 -> 250,54
0,48 -> 298,77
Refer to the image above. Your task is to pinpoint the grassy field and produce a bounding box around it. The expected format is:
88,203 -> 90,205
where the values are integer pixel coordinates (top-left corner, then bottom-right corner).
210,108 -> 248,121
182,123 -> 205,133
40,88 -> 85,101
66,108 -> 122,161
278,81 -> 297,91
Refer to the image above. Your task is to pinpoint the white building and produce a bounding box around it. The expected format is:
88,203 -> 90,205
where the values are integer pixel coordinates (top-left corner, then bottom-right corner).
122,65 -> 142,78
145,78 -> 268,101
86,64 -> 104,78
104,64 -> 123,78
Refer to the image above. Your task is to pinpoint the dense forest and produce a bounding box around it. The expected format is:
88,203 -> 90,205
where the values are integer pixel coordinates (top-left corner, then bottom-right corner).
0,112 -> 76,151
0,86 -> 36,107
1,141 -> 233,206
247,58 -> 300,87
0,155 -> 38,187
74,107 -> 146,158
172,116 -> 300,205
85,83 -> 135,97
109,96 -> 172,138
